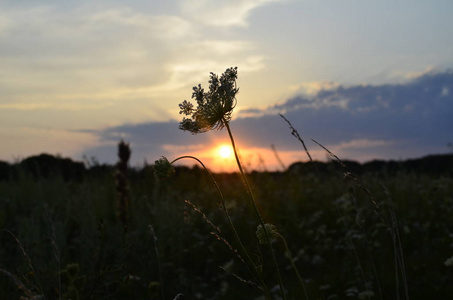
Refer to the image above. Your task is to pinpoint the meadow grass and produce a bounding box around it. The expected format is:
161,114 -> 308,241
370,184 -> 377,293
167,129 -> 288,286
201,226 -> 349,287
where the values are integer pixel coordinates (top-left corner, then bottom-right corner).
1,155 -> 452,299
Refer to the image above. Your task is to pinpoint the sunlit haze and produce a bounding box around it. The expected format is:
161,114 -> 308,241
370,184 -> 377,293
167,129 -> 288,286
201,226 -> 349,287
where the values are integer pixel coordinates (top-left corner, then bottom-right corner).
218,145 -> 233,159
1,0 -> 452,172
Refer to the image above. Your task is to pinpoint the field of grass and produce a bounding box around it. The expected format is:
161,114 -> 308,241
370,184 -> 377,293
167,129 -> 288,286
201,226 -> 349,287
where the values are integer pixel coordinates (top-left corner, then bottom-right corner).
1,69 -> 452,299
1,153 -> 452,299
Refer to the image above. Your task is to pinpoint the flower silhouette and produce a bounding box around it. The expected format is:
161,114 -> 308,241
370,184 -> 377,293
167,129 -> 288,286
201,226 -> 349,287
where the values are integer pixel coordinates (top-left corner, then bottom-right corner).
154,156 -> 175,180
179,67 -> 238,134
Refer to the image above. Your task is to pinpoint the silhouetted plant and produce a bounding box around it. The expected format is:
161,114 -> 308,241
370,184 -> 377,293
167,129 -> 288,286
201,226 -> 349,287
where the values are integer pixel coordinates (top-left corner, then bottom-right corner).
179,67 -> 238,134
154,67 -> 310,300
115,140 -> 131,227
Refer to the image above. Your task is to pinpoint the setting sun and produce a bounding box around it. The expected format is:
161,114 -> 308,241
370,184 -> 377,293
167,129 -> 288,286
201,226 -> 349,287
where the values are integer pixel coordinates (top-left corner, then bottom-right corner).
218,145 -> 233,159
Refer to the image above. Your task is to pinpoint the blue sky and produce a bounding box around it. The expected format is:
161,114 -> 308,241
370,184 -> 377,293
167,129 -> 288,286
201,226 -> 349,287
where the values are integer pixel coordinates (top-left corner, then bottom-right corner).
1,0 -> 452,170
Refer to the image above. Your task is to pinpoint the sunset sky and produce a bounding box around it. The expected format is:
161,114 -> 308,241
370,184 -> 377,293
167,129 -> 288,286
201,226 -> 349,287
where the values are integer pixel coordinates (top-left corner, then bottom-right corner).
1,0 -> 452,172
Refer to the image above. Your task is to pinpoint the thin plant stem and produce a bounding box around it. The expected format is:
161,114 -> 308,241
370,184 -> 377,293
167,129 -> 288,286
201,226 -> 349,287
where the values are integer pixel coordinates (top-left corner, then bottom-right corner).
335,206 -> 372,300
279,114 -> 313,163
271,144 -> 286,171
170,155 -> 272,299
0,269 -> 35,299
3,229 -> 45,298
148,225 -> 165,300
49,222 -> 62,300
224,121 -> 287,300
381,184 -> 409,300
277,233 -> 310,300
310,139 -> 386,223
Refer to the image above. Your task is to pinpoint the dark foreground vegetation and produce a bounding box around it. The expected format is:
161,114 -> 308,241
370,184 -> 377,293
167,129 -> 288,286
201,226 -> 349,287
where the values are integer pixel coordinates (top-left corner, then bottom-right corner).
1,153 -> 452,299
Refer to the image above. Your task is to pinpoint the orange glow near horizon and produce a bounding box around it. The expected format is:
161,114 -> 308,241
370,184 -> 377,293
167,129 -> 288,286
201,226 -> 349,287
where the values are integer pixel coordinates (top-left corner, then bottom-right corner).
169,142 -> 329,173
211,144 -> 236,172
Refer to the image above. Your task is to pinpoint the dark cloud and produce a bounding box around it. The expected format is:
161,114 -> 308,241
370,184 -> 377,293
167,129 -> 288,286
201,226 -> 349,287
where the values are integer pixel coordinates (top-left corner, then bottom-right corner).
79,121 -> 211,165
277,70 -> 453,144
82,70 -> 453,166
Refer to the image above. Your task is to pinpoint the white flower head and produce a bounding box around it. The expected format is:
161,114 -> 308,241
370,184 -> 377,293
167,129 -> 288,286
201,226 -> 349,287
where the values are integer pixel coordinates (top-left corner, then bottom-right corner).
179,67 -> 239,134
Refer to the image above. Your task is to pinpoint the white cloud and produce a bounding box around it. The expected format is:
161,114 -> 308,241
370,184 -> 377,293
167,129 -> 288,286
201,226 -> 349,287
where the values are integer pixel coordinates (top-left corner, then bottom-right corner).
147,55 -> 265,94
84,8 -> 193,40
188,40 -> 252,55
290,81 -> 340,96
0,3 -> 267,123
179,0 -> 283,27
334,139 -> 394,150
403,67 -> 435,80
0,6 -> 175,95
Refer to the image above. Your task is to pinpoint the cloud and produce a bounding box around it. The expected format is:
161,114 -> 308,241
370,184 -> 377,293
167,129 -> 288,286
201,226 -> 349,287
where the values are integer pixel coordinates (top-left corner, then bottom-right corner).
0,2 -> 268,130
190,40 -> 252,55
180,0 -> 283,27
0,4 -> 265,95
289,81 -> 340,96
334,139 -> 394,150
0,6 -> 175,106
150,56 -> 264,94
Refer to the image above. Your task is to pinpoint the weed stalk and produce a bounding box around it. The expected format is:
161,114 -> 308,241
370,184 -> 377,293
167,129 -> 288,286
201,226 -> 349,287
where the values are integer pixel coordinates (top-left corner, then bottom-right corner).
225,122 -> 287,300
115,140 -> 131,230
276,233 -> 310,300
148,225 -> 165,300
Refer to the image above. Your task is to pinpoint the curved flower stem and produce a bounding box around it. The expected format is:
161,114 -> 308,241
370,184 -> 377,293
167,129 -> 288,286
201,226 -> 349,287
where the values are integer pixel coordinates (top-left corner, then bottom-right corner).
224,122 -> 287,300
277,233 -> 310,300
170,155 -> 272,299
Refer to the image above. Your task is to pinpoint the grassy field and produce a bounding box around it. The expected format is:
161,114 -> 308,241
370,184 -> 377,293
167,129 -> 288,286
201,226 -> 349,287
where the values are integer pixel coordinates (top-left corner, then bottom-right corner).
1,153 -> 452,299
1,69 -> 452,299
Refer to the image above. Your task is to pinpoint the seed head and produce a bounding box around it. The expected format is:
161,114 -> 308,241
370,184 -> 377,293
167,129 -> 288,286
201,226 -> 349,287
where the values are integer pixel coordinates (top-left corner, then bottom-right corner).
154,156 -> 175,180
179,67 -> 239,134
256,223 -> 279,245
118,140 -> 131,163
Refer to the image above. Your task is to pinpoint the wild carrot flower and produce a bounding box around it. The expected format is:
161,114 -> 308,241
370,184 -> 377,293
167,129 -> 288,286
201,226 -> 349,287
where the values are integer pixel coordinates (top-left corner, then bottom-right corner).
175,67 -> 285,299
179,67 -> 238,134
154,156 -> 175,180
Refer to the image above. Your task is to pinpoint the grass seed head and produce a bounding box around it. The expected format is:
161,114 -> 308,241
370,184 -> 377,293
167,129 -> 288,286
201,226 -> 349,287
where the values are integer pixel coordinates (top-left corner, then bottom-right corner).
154,156 -> 175,180
256,223 -> 279,245
118,140 -> 131,163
